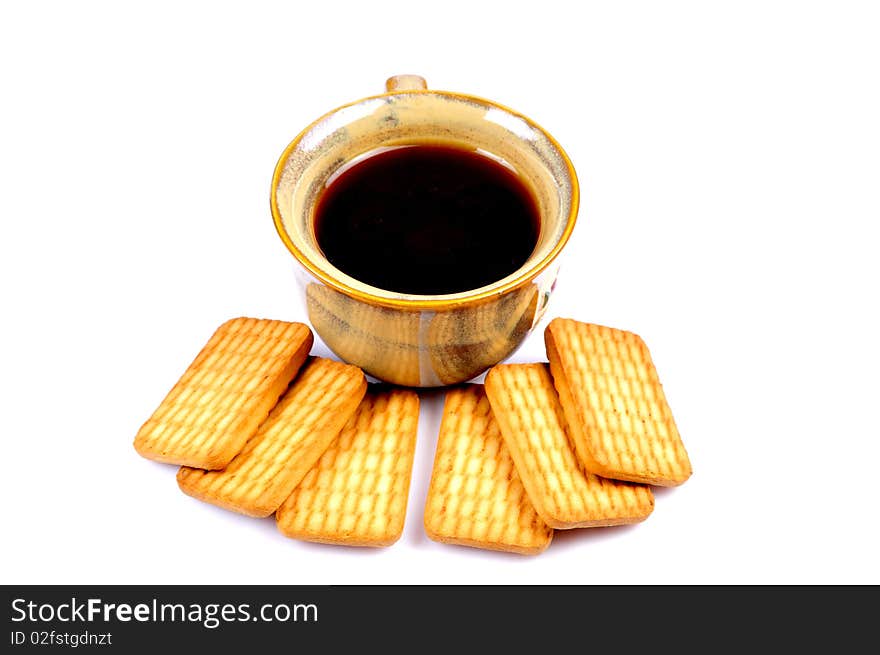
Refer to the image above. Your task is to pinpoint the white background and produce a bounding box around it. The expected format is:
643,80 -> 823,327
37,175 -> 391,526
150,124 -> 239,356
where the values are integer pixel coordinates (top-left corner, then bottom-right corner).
2,1 -> 878,585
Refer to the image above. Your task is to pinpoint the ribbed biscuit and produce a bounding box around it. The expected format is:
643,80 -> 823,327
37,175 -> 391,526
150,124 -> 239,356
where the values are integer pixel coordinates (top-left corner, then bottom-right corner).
545,318 -> 692,486
424,385 -> 553,554
133,317 -> 313,469
177,357 -> 366,517
485,363 -> 654,529
276,387 -> 420,547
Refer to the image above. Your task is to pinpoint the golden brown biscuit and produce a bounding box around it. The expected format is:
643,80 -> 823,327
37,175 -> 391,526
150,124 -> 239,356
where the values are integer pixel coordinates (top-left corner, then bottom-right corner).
424,385 -> 553,554
545,318 -> 692,486
485,363 -> 654,529
177,357 -> 366,517
133,317 -> 313,469
275,387 -> 420,547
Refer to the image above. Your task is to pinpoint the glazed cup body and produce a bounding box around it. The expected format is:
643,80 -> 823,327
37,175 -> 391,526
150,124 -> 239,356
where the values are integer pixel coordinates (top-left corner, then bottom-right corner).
271,77 -> 579,387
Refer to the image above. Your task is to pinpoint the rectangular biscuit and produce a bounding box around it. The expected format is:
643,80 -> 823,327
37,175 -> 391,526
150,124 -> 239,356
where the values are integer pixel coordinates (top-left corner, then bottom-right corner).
485,363 -> 654,529
275,387 -> 419,547
424,385 -> 553,555
177,357 -> 366,517
133,317 -> 313,469
545,318 -> 692,486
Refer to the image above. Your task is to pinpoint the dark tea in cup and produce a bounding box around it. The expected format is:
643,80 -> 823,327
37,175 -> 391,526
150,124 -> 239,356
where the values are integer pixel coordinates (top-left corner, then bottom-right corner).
314,144 -> 541,296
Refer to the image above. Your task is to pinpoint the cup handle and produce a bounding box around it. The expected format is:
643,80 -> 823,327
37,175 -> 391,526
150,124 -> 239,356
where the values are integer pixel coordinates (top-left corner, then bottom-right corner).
385,75 -> 428,92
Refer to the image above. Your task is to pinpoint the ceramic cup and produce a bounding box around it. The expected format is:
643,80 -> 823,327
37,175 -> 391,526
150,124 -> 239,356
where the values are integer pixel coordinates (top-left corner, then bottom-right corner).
271,75 -> 579,387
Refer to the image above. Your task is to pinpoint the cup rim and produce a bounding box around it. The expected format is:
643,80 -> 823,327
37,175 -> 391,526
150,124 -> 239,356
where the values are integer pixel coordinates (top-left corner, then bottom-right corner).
270,88 -> 580,310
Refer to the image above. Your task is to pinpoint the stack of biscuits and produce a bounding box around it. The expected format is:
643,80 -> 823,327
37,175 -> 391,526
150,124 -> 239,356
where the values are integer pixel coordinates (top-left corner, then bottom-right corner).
134,317 -> 419,547
134,316 -> 690,554
424,318 -> 691,554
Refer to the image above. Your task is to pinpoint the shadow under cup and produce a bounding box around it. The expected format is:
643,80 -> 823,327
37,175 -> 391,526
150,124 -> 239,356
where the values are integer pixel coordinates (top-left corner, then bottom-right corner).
271,84 -> 578,387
